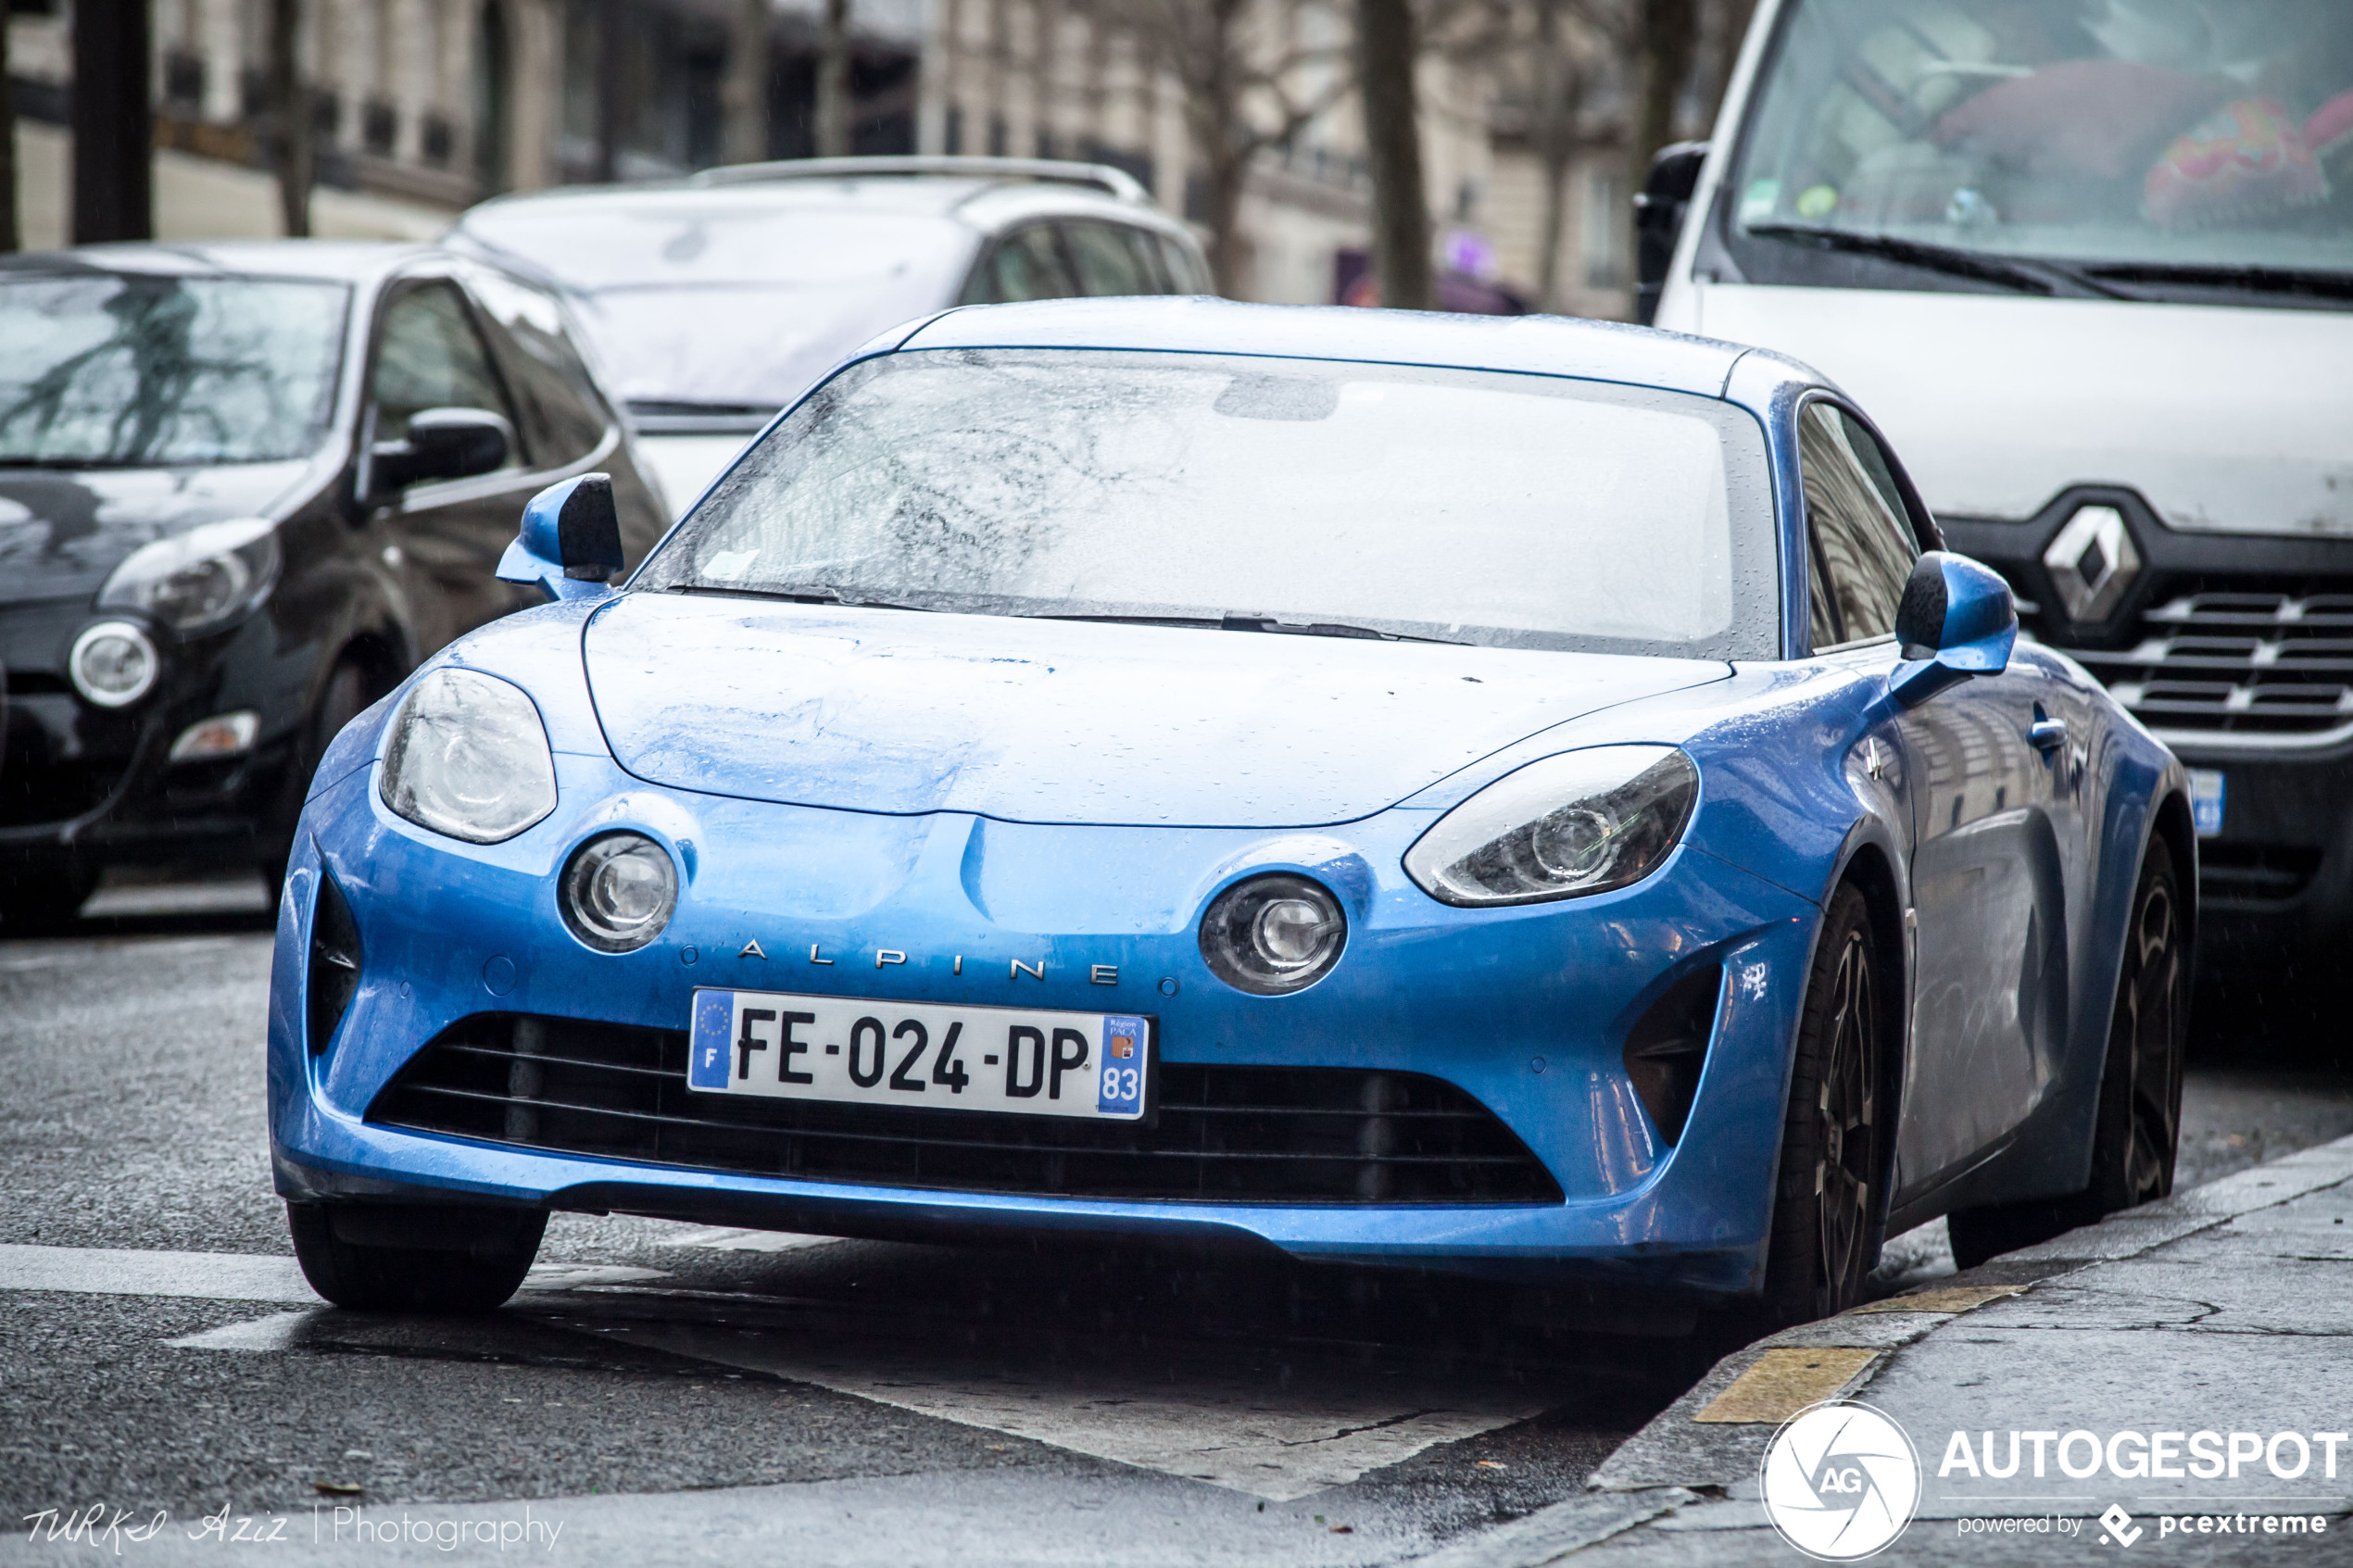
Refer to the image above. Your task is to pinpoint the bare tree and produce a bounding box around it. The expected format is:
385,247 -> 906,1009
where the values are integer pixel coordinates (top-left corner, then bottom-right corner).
1627,0 -> 1698,231
0,5 -> 18,252
814,0 -> 854,158
723,0 -> 771,165
268,0 -> 313,237
1080,1 -> 1348,298
1354,0 -> 1429,309
1524,0 -> 1590,312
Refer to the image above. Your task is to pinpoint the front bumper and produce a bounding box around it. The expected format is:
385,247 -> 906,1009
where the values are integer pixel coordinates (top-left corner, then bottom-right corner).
267,756 -> 1819,1298
1,598 -> 303,868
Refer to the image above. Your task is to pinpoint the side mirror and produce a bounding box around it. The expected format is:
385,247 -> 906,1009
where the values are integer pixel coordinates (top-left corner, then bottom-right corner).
1887,551 -> 2018,709
496,473 -> 624,603
371,407 -> 512,496
1633,141 -> 1708,326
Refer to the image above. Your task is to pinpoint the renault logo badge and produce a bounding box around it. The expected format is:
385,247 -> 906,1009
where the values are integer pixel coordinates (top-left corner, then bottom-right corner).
2043,504 -> 2140,622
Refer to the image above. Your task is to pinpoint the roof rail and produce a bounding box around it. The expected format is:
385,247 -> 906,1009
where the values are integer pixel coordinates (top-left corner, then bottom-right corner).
688,155 -> 1151,206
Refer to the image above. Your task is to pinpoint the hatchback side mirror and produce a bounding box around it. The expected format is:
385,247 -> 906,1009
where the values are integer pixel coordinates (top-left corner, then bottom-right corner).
497,473 -> 623,603
371,407 -> 512,496
1887,551 -> 2018,709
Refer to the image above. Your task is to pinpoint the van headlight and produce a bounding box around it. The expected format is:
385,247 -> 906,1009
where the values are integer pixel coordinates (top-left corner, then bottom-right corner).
97,518 -> 281,634
1403,746 -> 1698,906
378,669 -> 558,844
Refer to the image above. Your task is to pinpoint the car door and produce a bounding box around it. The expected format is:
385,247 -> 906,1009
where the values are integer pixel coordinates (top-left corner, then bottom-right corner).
363,276 -> 547,657
1797,401 -> 2073,1194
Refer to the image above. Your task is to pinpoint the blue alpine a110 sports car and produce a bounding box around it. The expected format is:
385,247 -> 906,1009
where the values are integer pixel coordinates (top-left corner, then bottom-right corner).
266,298 -> 2194,1326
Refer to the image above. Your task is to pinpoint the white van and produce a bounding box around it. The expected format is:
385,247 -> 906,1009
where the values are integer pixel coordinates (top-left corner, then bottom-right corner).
1647,0 -> 2353,988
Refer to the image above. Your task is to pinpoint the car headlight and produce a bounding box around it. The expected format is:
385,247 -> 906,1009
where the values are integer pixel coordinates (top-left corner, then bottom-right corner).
1200,873 -> 1347,995
97,517 -> 281,635
560,833 -> 678,952
1403,746 -> 1698,907
68,621 -> 160,708
378,668 -> 557,844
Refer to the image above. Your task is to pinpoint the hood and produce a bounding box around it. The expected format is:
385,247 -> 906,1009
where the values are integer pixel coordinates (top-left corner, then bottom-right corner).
1688,284 -> 2353,536
582,272 -> 958,409
0,459 -> 315,605
583,595 -> 1729,828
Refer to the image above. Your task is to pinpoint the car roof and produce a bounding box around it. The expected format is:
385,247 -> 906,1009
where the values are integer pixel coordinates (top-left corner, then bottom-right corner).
454,172 -> 1189,242
0,240 -> 435,284
898,297 -> 1771,399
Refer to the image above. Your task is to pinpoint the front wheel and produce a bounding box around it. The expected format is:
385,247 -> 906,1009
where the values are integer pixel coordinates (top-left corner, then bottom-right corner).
1757,884 -> 1888,1326
1949,842 -> 2187,1270
288,1201 -> 545,1312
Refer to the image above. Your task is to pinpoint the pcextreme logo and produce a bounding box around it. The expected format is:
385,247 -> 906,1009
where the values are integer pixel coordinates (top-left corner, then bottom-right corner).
1760,1401 -> 1924,1561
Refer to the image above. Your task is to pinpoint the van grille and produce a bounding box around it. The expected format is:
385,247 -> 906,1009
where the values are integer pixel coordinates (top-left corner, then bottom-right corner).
367,1013 -> 1563,1206
2074,590 -> 2353,735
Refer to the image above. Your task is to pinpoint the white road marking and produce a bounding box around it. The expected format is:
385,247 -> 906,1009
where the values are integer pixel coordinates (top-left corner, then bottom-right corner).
5,1242 -> 1538,1501
555,1315 -> 1541,1501
661,1225 -> 841,1253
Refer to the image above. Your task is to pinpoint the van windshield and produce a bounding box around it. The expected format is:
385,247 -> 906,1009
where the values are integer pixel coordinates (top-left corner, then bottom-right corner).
1728,0 -> 2353,305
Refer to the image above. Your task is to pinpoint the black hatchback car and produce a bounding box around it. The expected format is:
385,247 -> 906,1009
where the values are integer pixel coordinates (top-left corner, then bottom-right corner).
0,243 -> 668,928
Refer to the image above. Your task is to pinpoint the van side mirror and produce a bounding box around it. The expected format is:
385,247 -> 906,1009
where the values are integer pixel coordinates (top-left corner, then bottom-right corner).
1633,141 -> 1708,326
496,473 -> 623,603
1887,551 -> 2018,709
371,407 -> 511,496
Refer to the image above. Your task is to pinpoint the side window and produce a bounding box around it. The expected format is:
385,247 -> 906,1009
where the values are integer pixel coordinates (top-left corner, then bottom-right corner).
465,270 -> 612,467
371,282 -> 522,454
1799,401 -> 1916,648
1157,233 -> 1208,294
1062,220 -> 1152,296
981,224 -> 1078,303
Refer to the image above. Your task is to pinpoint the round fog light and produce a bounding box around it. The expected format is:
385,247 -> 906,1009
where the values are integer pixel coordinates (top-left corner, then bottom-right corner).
560,833 -> 678,952
69,621 -> 159,709
1200,874 -> 1346,995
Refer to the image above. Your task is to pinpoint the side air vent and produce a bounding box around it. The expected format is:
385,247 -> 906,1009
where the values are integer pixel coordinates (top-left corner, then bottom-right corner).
1621,965 -> 1724,1145
307,869 -> 363,1055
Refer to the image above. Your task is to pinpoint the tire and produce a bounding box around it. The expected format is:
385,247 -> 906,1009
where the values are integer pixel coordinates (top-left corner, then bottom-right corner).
288,1201 -> 546,1313
0,859 -> 98,935
1948,842 -> 2187,1271
1757,884 -> 1889,1326
258,657 -> 374,893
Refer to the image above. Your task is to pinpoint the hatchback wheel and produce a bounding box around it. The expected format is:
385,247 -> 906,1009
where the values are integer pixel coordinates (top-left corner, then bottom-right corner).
288,1201 -> 545,1313
1758,884 -> 1886,1326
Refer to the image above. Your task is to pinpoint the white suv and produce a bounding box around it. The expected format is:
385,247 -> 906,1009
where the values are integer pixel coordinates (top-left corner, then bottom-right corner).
447,156 -> 1214,516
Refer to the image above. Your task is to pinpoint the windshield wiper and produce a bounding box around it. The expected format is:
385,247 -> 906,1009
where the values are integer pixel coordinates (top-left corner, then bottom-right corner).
1743,224 -> 2129,299
1033,610 -> 1466,645
2072,261 -> 2353,307
669,582 -> 936,612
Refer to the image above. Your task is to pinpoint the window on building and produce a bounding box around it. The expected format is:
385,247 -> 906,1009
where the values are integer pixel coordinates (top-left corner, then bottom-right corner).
1583,172 -> 1629,290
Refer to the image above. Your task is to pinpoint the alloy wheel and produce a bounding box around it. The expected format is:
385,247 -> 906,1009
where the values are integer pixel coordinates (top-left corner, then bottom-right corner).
2120,871 -> 2185,1203
1817,929 -> 1878,1304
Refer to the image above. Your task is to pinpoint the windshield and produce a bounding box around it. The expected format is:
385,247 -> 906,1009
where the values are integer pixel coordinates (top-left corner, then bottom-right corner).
453,196 -> 975,408
1728,0 -> 2353,298
0,273 -> 349,466
634,349 -> 1779,659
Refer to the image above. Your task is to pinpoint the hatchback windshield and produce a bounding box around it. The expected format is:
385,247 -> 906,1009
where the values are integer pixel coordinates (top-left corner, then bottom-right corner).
1730,0 -> 2353,296
0,273 -> 349,466
635,350 -> 1778,658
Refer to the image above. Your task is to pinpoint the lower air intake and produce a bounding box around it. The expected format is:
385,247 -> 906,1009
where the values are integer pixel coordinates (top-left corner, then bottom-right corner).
367,1013 -> 1562,1205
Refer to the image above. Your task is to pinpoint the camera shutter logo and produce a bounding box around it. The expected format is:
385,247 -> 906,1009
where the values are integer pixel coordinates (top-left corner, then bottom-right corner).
1760,1401 -> 1922,1561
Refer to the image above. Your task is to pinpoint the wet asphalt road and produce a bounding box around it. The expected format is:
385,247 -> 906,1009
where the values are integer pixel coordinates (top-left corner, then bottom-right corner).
2,877 -> 2349,1563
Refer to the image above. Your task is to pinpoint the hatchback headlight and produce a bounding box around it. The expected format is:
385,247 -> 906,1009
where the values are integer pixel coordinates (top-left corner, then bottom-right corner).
560,833 -> 678,952
378,669 -> 557,844
97,517 -> 281,634
1404,746 -> 1698,907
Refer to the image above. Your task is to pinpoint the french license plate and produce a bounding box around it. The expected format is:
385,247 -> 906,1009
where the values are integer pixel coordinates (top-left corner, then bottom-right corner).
2189,769 -> 2225,838
686,988 -> 1151,1121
